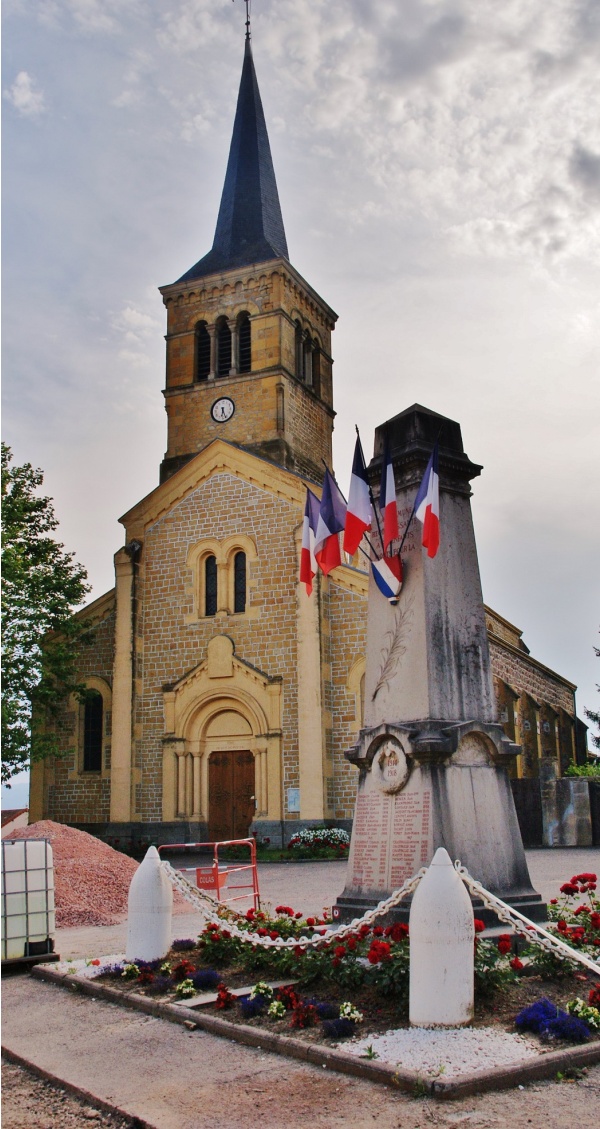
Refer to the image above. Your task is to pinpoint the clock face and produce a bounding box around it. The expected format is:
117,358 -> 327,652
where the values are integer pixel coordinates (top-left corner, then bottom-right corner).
211,397 -> 235,423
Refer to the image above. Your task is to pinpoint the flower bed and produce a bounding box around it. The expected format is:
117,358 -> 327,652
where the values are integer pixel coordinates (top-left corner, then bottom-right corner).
87,873 -> 599,1050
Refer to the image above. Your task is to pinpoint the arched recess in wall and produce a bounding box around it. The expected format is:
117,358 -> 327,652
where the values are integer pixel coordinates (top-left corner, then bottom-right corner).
347,657 -> 366,734
161,635 -> 282,824
76,676 -> 112,775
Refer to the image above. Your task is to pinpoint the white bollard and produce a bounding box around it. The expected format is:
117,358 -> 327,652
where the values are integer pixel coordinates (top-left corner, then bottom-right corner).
126,846 -> 173,962
409,847 -> 474,1028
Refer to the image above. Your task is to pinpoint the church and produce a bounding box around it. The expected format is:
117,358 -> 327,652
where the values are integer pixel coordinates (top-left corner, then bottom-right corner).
29,32 -> 584,852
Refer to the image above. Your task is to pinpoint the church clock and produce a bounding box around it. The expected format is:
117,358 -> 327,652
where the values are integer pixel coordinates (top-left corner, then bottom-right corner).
211,397 -> 235,423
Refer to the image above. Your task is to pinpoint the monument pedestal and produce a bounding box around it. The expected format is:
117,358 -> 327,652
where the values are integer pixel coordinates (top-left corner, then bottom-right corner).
333,720 -> 545,926
334,406 -> 545,927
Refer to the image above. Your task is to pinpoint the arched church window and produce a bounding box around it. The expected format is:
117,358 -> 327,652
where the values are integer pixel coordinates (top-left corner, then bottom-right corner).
311,339 -> 321,395
238,313 -> 251,373
295,320 -> 304,379
303,333 -> 313,387
205,555 -> 218,616
83,690 -> 103,772
216,318 -> 232,377
195,321 -> 211,381
233,551 -> 246,613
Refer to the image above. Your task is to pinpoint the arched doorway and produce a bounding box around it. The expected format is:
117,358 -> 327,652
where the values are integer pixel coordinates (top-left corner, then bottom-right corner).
208,750 -> 255,840
206,709 -> 255,840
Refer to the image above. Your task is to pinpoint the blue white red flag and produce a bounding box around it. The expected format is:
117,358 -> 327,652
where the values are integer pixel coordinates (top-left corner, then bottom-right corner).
371,555 -> 403,602
343,436 -> 371,555
315,469 -> 347,575
414,442 -> 440,558
299,487 -> 321,595
379,438 -> 399,551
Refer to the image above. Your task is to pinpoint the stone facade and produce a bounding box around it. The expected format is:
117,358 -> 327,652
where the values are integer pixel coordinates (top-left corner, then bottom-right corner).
29,43 -> 583,850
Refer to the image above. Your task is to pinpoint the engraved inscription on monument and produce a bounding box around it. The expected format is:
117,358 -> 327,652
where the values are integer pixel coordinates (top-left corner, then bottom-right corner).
350,791 -> 390,892
348,783 -> 432,895
389,789 -> 432,889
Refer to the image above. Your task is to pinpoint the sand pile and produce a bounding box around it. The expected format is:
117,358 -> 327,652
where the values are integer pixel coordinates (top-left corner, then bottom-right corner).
5,821 -> 140,927
5,821 -> 192,928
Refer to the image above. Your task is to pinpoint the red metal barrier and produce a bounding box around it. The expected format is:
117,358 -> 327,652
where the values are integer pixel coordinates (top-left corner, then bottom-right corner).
158,838 -> 260,912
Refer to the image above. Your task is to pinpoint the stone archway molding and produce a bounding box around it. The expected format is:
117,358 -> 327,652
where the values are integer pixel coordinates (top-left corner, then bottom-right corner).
162,635 -> 282,823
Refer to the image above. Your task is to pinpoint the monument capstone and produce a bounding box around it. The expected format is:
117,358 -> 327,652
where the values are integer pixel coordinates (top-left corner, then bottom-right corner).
334,404 -> 545,926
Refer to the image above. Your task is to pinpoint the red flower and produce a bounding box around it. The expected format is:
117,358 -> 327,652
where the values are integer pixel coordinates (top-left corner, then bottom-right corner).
90,959 -> 101,966
334,945 -> 346,959
510,957 -> 523,971
497,935 -> 512,955
373,926 -> 384,937
367,940 -> 392,964
269,931 -> 279,941
214,983 -> 234,1010
306,917 -> 316,927
295,912 -> 303,919
557,920 -> 568,932
589,985 -> 600,1007
550,899 -> 558,905
474,919 -> 485,934
560,883 -> 578,896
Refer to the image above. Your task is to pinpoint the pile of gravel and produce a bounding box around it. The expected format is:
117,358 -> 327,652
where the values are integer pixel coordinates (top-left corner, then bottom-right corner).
5,821 -> 140,928
344,1026 -> 540,1078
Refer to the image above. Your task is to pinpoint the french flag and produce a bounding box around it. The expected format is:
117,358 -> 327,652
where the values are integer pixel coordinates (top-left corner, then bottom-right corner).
372,555 -> 403,603
343,436 -> 371,556
414,442 -> 440,558
379,437 -> 399,551
315,469 -> 347,575
299,487 -> 321,595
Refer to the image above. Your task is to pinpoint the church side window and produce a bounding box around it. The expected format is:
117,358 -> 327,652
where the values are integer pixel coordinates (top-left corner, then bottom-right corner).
195,321 -> 211,381
295,320 -> 304,379
238,313 -> 251,373
311,339 -> 321,396
303,334 -> 313,387
216,318 -> 232,377
83,690 -> 103,772
233,551 -> 246,613
205,555 -> 218,616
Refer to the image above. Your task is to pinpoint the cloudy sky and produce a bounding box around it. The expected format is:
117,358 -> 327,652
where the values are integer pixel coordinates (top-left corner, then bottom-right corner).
3,0 -> 599,806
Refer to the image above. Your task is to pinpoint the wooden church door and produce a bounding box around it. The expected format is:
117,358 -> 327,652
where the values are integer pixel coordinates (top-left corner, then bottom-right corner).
208,750 -> 255,841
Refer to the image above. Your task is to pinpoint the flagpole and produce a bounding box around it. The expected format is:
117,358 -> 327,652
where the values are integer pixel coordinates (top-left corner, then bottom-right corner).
320,459 -> 375,565
354,427 -> 384,560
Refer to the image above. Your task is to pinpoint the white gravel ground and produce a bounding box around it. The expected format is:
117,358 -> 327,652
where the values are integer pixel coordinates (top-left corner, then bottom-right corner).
344,1026 -> 541,1077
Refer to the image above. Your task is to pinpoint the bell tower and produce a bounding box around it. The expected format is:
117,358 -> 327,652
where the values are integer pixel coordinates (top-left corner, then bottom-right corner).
159,33 -> 337,484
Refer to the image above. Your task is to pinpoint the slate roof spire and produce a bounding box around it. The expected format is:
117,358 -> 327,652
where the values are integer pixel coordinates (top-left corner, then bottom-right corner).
178,36 -> 289,282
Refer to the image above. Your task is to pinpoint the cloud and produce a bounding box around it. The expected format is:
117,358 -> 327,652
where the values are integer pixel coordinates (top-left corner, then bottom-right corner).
569,143 -> 600,201
4,71 -> 46,117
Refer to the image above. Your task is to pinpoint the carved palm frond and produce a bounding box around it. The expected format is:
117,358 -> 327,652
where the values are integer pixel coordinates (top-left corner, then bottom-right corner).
371,596 -> 414,701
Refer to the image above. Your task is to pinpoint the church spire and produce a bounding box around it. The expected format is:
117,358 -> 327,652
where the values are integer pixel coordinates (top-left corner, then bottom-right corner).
178,36 -> 289,282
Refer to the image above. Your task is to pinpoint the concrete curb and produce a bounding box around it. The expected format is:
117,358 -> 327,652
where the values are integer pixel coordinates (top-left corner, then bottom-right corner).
1,1044 -> 158,1128
31,964 -> 600,1100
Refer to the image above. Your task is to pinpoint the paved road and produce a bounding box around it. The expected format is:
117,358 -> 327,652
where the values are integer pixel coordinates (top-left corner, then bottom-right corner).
3,974 -> 600,1129
54,847 -> 600,962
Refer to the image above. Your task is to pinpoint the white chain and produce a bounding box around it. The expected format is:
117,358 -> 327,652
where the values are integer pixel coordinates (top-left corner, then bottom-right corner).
455,863 -> 600,975
162,858 -> 600,973
161,859 -> 425,948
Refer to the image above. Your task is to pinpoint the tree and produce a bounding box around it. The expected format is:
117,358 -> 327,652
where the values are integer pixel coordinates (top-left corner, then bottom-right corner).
1,443 -> 91,782
584,634 -> 600,751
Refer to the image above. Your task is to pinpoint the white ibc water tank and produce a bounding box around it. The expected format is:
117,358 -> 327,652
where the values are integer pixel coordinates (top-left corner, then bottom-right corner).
409,847 -> 474,1028
126,846 -> 173,962
1,838 -> 56,961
